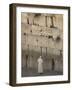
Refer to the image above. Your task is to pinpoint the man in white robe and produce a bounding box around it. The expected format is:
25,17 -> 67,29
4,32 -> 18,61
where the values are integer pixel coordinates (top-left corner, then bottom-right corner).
37,56 -> 43,74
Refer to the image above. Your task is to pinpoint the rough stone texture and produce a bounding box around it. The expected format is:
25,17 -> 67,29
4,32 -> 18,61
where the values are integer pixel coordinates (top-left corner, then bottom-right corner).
21,13 -> 63,74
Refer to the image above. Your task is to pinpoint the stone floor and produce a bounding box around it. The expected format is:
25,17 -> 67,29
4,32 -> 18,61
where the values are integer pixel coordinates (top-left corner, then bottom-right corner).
21,67 -> 63,77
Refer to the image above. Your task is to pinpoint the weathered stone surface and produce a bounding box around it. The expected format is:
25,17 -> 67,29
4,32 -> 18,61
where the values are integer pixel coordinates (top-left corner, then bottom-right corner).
33,15 -> 46,26
21,13 -> 63,73
21,13 -> 28,24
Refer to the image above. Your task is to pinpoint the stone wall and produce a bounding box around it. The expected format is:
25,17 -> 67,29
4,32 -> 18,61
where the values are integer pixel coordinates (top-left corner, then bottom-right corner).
21,13 -> 63,73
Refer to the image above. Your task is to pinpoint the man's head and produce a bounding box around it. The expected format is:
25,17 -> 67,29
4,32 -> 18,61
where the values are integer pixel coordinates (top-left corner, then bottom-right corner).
40,56 -> 42,58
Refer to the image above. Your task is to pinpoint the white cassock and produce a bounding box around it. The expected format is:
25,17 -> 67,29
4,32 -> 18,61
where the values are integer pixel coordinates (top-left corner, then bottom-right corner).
37,56 -> 43,73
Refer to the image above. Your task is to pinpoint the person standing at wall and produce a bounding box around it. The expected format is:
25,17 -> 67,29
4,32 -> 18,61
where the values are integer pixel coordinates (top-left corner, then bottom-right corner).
37,56 -> 43,74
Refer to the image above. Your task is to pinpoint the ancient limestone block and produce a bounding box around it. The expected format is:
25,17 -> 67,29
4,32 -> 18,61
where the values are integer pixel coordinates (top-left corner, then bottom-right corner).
33,15 -> 46,26
47,48 -> 53,54
55,15 -> 63,30
52,49 -> 60,55
21,13 -> 28,24
51,28 -> 60,40
43,60 -> 52,70
54,40 -> 63,50
47,39 -> 55,48
41,37 -> 47,47
21,23 -> 31,34
54,59 -> 63,72
21,35 -> 26,44
33,46 -> 40,52
22,44 -> 28,50
26,35 -> 34,46
29,15 -> 34,25
60,31 -> 63,40
37,36 -> 42,47
42,47 -> 46,54
47,17 -> 52,27
31,25 -> 41,36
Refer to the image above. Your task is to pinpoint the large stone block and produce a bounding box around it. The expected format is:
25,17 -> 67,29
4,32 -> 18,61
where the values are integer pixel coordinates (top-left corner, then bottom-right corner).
54,59 -> 63,72
47,17 -> 52,27
54,40 -> 63,50
21,13 -> 28,24
54,15 -> 63,30
21,23 -> 31,34
33,15 -> 46,26
28,14 -> 34,25
43,60 -> 52,71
